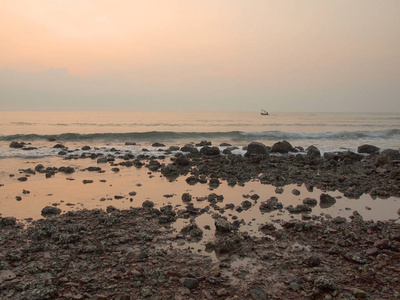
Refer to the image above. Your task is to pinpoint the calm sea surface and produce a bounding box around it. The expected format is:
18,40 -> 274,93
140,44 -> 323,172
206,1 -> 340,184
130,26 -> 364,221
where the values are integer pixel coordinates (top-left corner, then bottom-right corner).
0,111 -> 399,158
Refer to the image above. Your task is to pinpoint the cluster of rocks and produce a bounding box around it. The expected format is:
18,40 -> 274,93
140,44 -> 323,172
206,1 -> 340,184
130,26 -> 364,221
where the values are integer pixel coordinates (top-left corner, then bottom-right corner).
1,204 -> 399,299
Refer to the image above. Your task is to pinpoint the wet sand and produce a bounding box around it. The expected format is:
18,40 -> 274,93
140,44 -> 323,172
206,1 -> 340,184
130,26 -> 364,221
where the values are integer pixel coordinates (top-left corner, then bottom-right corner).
1,141 -> 400,299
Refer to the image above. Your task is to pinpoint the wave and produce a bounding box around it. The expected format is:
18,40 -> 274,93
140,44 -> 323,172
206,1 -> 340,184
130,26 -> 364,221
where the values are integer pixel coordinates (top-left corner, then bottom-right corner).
0,129 -> 399,142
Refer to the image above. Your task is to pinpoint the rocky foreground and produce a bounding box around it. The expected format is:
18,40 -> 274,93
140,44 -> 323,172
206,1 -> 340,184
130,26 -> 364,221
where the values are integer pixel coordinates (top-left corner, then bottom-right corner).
1,205 -> 400,299
1,140 -> 400,299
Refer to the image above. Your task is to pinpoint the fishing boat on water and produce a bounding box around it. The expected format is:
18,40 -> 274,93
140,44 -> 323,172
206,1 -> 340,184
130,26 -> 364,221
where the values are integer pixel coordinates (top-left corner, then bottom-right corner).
261,109 -> 269,115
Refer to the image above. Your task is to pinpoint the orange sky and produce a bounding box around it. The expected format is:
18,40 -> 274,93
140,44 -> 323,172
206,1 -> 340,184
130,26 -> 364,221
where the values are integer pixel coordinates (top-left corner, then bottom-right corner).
1,0 -> 400,111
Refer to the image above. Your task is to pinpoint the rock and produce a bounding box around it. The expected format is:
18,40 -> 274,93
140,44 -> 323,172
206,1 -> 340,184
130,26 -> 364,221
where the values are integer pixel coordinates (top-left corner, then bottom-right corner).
375,149 -> 400,166
181,223 -> 203,240
174,155 -> 190,166
339,151 -> 363,162
200,146 -> 220,156
196,140 -> 211,146
185,176 -> 199,185
241,200 -> 252,210
320,193 -> 336,208
0,270 -> 17,283
352,288 -> 368,298
181,277 -> 199,289
292,189 -> 300,196
314,276 -> 337,291
259,197 -> 283,212
215,218 -> 233,233
358,144 -> 380,154
271,140 -> 296,153
306,145 -> 321,158
59,166 -> 75,174
152,142 -> 165,147
125,142 -> 136,145
250,287 -> 267,300
0,217 -> 17,226
9,141 -> 24,148
181,193 -> 192,202
245,142 -> 269,157
303,197 -> 317,206
82,145 -> 91,150
142,200 -> 154,208
41,206 -> 62,216
53,143 -> 66,148
307,254 -> 321,267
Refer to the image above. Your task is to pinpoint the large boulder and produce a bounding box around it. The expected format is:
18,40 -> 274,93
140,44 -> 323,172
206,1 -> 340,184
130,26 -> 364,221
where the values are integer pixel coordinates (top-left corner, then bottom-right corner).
306,145 -> 321,158
9,141 -> 24,148
271,140 -> 296,153
200,146 -> 220,156
375,149 -> 400,166
245,142 -> 269,157
41,206 -> 62,216
320,193 -> 336,208
215,218 -> 233,233
358,144 -> 380,154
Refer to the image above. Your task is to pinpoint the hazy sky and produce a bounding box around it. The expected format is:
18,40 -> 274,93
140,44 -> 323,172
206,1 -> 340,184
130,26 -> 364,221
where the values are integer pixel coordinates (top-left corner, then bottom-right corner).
1,0 -> 399,112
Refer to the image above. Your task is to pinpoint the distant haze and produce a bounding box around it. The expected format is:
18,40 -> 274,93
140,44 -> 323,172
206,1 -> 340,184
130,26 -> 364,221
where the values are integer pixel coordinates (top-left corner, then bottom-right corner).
1,1 -> 399,112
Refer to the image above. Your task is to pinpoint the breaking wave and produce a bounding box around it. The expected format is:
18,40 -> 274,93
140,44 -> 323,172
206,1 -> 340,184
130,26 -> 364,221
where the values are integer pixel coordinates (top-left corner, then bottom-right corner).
0,129 -> 399,142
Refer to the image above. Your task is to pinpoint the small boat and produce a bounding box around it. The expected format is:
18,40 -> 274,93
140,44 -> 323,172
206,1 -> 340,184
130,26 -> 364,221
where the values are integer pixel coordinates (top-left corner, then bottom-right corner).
261,109 -> 269,116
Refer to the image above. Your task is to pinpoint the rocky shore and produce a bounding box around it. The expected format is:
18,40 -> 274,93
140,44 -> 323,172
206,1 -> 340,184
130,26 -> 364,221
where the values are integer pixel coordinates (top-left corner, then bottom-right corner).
1,140 -> 400,299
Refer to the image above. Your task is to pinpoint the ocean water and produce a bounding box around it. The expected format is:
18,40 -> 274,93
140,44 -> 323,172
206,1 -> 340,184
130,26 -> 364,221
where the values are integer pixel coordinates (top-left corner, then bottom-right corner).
0,111 -> 399,158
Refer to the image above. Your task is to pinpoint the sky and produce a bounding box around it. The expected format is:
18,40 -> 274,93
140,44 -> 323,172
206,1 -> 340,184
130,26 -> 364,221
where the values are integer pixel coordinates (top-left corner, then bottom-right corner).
1,0 -> 399,112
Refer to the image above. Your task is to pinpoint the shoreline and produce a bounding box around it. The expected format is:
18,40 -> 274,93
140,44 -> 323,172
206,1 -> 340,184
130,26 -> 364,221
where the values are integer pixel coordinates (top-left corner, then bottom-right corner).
1,140 -> 400,299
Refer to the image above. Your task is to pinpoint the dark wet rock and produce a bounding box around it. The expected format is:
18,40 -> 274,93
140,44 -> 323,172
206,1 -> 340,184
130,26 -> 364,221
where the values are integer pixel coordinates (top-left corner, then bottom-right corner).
375,149 -> 400,166
244,142 -> 269,157
160,164 -> 179,179
215,217 -> 233,233
358,144 -> 380,154
152,142 -> 165,147
259,197 -> 283,212
53,143 -> 66,148
9,141 -> 25,148
41,206 -> 61,216
58,166 -> 75,174
241,200 -> 252,210
142,200 -> 154,208
181,277 -> 199,289
320,193 -> 336,208
306,254 -> 321,267
0,217 -> 17,227
286,204 -> 311,214
82,179 -> 93,184
314,276 -> 337,291
17,176 -> 28,182
97,157 -> 108,163
196,140 -> 212,147
220,142 -> 232,147
125,141 -> 136,145
174,154 -> 190,166
200,146 -> 220,156
292,188 -> 300,196
82,145 -> 91,150
185,176 -> 199,185
303,197 -> 317,206
181,222 -> 203,240
344,252 -> 368,264
339,150 -> 363,162
306,145 -> 321,158
209,178 -> 220,187
271,140 -> 296,153
250,287 -> 267,300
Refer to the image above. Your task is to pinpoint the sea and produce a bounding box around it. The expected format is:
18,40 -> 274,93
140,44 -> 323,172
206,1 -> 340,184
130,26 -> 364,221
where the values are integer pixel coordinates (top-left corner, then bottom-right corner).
0,111 -> 399,158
